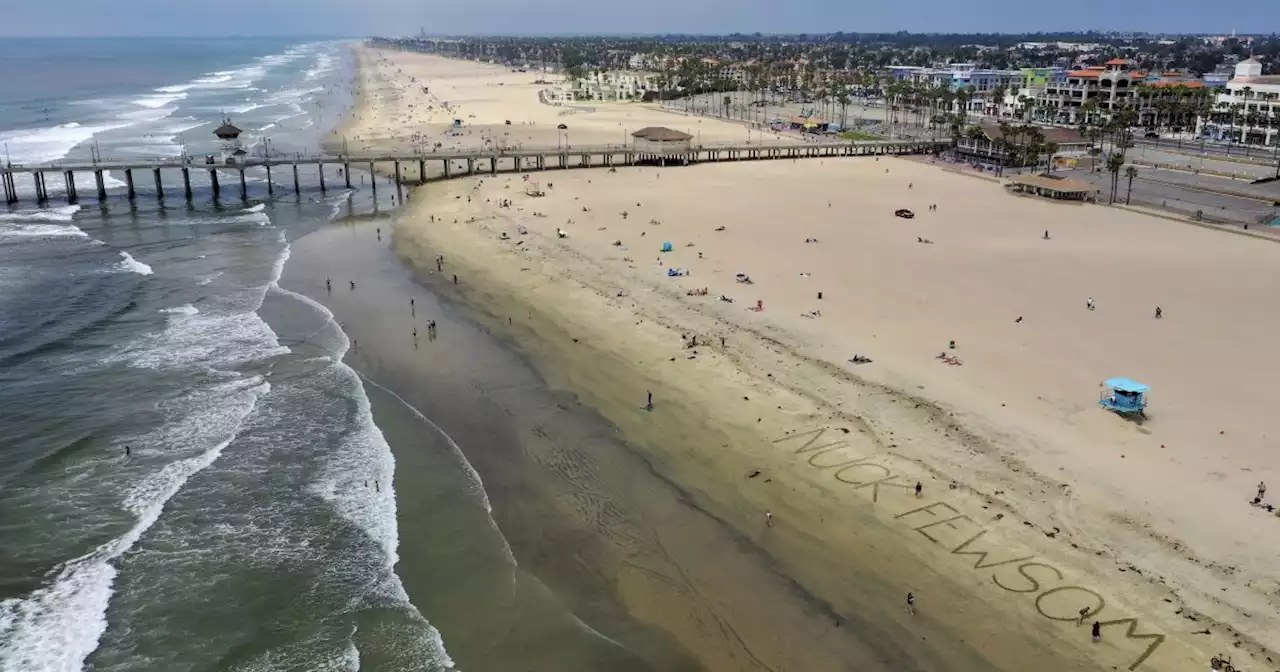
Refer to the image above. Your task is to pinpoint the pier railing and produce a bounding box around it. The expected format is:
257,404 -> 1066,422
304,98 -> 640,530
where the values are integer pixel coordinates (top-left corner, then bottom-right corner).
1,139 -> 946,204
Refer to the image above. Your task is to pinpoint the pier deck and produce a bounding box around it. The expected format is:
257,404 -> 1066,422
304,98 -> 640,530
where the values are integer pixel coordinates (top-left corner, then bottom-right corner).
1,139 -> 944,204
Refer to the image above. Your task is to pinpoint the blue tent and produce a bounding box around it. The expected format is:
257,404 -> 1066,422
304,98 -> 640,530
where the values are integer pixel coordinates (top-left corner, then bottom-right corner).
661,241 -> 673,252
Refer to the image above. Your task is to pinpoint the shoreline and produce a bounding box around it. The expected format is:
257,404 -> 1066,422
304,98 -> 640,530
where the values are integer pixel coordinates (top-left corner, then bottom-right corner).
346,45 -> 1278,672
280,217 -> 905,670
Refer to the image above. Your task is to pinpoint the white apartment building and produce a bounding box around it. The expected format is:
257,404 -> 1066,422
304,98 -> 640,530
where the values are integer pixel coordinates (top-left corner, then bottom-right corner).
1199,57 -> 1280,146
544,70 -> 658,103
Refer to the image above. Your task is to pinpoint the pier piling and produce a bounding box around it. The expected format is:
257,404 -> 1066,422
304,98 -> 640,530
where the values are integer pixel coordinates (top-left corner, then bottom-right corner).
0,140 -> 941,206
394,161 -> 403,201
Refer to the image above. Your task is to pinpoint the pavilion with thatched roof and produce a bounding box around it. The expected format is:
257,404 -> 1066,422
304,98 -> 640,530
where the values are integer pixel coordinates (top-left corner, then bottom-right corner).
631,127 -> 692,153
1005,174 -> 1098,202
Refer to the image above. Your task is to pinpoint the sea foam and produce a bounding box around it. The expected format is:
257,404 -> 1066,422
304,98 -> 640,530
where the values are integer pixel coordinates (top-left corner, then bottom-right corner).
116,252 -> 153,276
0,378 -> 268,672
0,205 -> 81,224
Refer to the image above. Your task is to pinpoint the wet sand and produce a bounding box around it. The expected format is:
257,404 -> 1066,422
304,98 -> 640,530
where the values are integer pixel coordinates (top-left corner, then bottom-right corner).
281,219 -> 912,671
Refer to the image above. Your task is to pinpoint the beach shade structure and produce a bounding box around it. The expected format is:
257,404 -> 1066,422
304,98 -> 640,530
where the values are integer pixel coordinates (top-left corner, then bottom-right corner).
661,242 -> 673,252
1098,378 -> 1149,419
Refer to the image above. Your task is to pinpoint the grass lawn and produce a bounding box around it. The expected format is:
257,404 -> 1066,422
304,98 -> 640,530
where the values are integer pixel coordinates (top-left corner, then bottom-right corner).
838,130 -> 885,141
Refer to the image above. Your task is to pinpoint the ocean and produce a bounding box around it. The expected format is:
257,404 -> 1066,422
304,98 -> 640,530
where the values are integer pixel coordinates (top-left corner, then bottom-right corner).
0,38 -> 454,671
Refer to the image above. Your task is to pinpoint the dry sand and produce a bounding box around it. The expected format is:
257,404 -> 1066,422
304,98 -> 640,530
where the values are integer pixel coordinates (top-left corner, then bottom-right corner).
351,45 -> 1280,672
334,47 -> 801,170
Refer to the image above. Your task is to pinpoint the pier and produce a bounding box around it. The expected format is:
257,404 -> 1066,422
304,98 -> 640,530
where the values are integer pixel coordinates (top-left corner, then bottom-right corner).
1,140 -> 944,204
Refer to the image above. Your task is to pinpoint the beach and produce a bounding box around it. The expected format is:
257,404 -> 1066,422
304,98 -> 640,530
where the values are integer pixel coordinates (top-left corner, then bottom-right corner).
324,45 -> 1280,671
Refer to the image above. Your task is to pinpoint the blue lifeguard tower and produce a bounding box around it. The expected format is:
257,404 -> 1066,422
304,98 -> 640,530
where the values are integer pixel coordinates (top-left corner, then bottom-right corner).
1099,378 -> 1149,419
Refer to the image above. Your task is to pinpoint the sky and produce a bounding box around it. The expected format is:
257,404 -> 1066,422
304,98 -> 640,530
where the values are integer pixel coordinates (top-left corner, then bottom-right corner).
1,0 -> 1278,38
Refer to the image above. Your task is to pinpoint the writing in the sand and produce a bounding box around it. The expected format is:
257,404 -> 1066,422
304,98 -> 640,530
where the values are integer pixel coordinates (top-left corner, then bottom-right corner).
773,427 -> 1166,671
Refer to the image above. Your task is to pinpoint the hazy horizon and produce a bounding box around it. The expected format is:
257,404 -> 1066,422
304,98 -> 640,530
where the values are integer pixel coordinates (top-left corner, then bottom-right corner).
2,0 -> 1278,39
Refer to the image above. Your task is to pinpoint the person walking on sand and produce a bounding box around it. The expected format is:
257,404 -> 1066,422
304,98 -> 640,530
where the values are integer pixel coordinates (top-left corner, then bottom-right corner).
326,277 -> 331,293
1091,621 -> 1101,642
1259,481 -> 1267,501
646,391 -> 653,411
410,297 -> 415,312
915,482 -> 923,498
350,280 -> 356,291
1043,230 -> 1050,240
766,510 -> 773,527
125,445 -> 130,457
906,592 -> 915,615
1086,297 -> 1095,311
1154,306 -> 1162,319
376,227 -> 381,240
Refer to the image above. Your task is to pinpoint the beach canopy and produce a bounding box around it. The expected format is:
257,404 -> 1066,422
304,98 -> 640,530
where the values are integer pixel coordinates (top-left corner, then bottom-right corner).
1104,378 -> 1150,393
661,242 -> 673,252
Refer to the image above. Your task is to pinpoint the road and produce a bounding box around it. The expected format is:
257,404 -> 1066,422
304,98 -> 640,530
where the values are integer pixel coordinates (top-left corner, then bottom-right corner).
1056,166 -> 1278,225
1128,145 -> 1280,181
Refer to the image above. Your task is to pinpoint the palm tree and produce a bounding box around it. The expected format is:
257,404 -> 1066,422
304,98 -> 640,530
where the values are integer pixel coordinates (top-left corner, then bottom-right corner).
1245,110 -> 1262,145
1124,166 -> 1139,205
955,86 -> 973,129
835,85 -> 851,129
996,120 -> 1014,172
1107,153 -> 1126,204
1228,103 -> 1245,150
1081,99 -> 1100,127
1043,141 -> 1060,174
989,84 -> 1006,118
